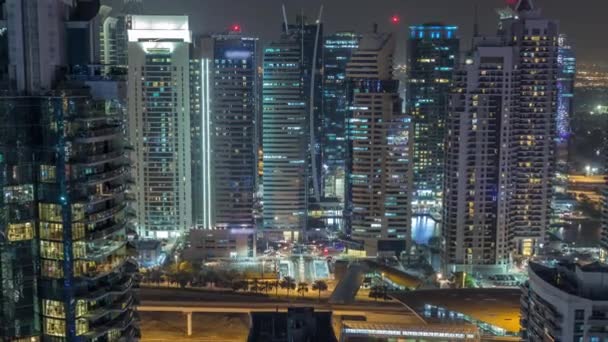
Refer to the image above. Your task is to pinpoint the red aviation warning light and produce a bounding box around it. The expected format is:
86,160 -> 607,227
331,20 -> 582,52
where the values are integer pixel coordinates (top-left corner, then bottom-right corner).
230,24 -> 242,33
391,15 -> 400,25
506,0 -> 518,7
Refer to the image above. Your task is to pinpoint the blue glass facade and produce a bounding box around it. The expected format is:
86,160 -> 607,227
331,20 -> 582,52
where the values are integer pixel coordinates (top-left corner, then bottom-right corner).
322,32 -> 359,207
407,23 -> 459,214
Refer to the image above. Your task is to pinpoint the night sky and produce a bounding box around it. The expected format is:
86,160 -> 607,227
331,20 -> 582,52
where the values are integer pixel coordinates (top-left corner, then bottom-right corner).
105,0 -> 606,64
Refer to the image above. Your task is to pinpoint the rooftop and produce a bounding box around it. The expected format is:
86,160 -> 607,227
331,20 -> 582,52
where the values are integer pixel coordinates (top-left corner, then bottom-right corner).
529,261 -> 608,301
391,288 -> 521,333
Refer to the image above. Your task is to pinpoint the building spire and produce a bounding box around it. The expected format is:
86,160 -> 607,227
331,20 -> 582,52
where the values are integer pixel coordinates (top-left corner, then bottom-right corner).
473,3 -> 479,37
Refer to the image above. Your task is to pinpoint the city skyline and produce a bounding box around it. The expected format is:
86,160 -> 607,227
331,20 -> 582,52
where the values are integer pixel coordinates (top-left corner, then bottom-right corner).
105,0 -> 608,64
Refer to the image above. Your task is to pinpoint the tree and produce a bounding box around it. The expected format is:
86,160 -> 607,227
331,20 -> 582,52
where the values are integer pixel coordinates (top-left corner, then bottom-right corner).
274,280 -> 280,297
279,276 -> 296,297
149,268 -> 163,285
249,278 -> 261,293
167,261 -> 195,288
312,280 -> 328,301
369,285 -> 387,302
297,282 -> 309,297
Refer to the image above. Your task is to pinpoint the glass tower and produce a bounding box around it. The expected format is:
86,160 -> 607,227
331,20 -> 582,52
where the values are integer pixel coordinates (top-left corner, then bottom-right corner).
407,23 -> 459,214
322,32 -> 360,205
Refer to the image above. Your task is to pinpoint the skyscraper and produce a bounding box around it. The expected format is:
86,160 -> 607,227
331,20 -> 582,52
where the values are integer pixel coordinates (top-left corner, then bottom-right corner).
262,37 -> 307,239
556,34 -> 576,171
322,32 -> 360,204
262,12 -> 323,240
346,31 -> 412,256
407,23 -> 459,213
127,15 -> 193,239
443,0 -> 559,271
191,31 -> 258,230
1,2 -> 138,340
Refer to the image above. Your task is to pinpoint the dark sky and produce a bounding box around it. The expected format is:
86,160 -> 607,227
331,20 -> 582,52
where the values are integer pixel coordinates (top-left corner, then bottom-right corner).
106,0 -> 606,64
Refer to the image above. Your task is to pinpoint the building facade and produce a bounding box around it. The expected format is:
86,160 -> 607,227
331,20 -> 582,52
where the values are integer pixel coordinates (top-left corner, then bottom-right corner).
322,32 -> 360,206
262,37 -> 307,239
191,32 -> 258,230
127,15 -> 192,239
521,261 -> 608,341
346,32 -> 412,256
443,0 -> 559,271
407,23 -> 459,213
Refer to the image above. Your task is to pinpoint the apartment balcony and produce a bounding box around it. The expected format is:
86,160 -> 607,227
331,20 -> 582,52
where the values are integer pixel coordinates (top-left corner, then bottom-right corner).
81,240 -> 128,262
84,310 -> 139,340
77,253 -> 128,280
85,202 -> 127,225
74,125 -> 122,144
87,220 -> 128,241
84,293 -> 137,321
72,150 -> 126,167
78,275 -> 134,302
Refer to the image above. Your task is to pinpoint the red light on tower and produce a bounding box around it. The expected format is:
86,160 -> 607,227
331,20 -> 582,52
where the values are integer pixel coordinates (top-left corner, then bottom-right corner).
231,24 -> 241,33
391,15 -> 400,25
506,0 -> 518,6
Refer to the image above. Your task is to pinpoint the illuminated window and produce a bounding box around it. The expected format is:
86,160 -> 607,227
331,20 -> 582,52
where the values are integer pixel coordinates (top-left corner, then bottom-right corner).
40,241 -> 64,260
40,222 -> 63,241
72,203 -> 85,222
76,300 -> 88,318
39,203 -> 62,222
76,318 -> 89,336
3,184 -> 34,203
41,260 -> 63,278
73,241 -> 86,259
43,317 -> 65,337
7,222 -> 34,241
40,165 -> 57,183
73,223 -> 85,240
42,299 -> 65,318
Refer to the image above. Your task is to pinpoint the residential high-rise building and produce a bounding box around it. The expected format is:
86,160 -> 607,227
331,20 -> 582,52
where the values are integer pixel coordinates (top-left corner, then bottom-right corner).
262,37 -> 307,240
443,0 -> 559,272
322,32 -> 360,205
556,34 -> 576,170
0,2 -> 139,340
521,261 -> 608,341
407,23 -> 459,213
346,31 -> 412,256
127,15 -> 193,239
262,13 -> 323,240
444,41 -> 517,271
190,31 -> 258,230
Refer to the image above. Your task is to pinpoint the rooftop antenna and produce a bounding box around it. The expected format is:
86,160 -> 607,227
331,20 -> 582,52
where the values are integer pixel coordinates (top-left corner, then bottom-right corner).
281,4 -> 289,34
473,3 -> 479,37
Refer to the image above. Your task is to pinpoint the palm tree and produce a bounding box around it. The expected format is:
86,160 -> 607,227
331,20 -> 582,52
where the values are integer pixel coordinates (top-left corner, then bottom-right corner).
250,278 -> 261,293
297,282 -> 309,297
279,276 -> 296,297
312,280 -> 328,301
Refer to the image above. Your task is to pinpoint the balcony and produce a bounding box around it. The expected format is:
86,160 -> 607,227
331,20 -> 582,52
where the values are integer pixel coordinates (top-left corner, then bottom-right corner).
84,311 -> 138,340
87,220 -> 128,241
74,125 -> 122,144
85,203 -> 127,225
72,150 -> 126,167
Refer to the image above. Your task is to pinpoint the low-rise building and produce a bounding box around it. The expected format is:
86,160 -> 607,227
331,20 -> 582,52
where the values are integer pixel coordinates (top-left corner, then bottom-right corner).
183,229 -> 255,260
521,261 -> 608,341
